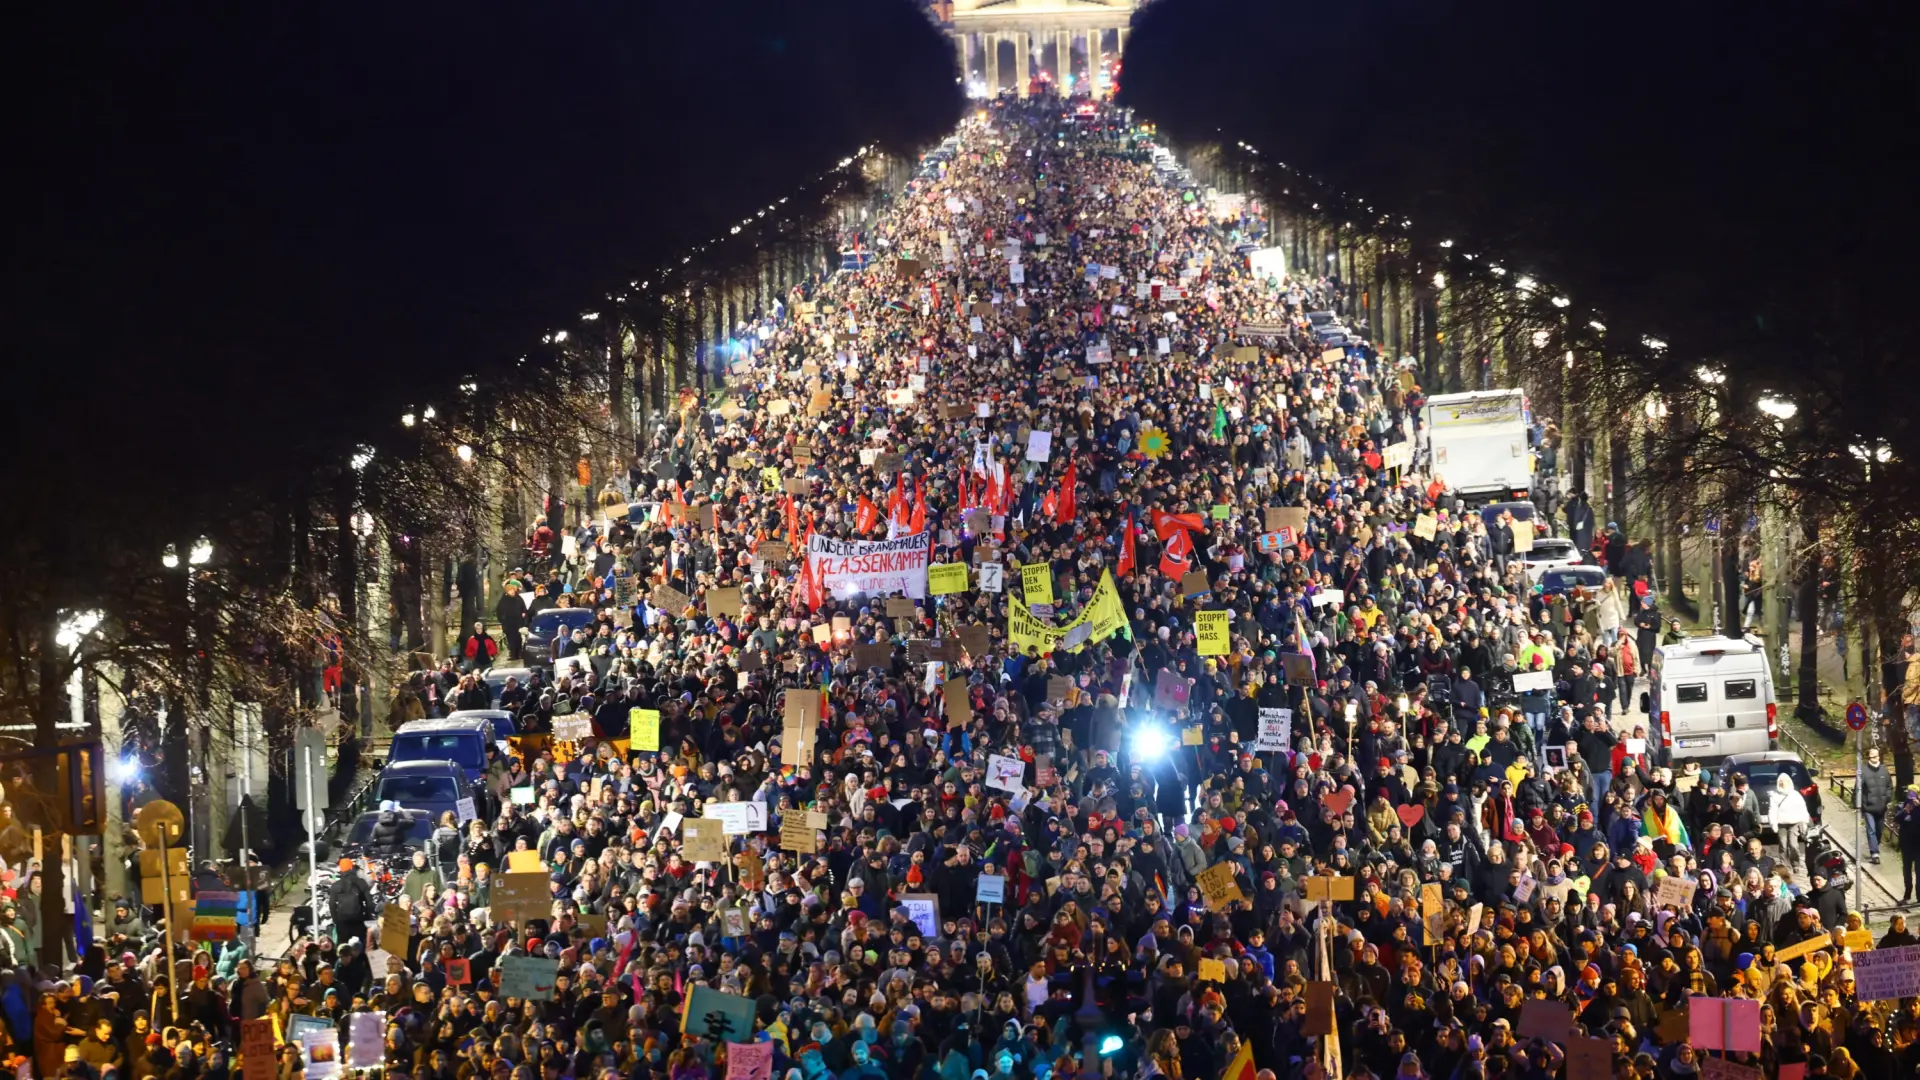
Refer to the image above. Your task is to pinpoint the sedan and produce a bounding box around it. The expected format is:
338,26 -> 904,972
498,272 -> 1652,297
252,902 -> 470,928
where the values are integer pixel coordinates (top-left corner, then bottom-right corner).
1521,537 -> 1585,582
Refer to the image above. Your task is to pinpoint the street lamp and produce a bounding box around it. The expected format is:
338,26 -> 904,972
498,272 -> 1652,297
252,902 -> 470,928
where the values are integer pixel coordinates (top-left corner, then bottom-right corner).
188,537 -> 213,566
161,544 -> 180,569
1756,396 -> 1798,422
456,444 -> 475,464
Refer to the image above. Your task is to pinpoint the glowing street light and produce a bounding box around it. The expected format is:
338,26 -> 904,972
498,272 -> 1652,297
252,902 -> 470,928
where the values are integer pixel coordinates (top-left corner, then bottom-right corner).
456,444 -> 475,463
1756,396 -> 1798,422
161,544 -> 180,569
188,536 -> 213,566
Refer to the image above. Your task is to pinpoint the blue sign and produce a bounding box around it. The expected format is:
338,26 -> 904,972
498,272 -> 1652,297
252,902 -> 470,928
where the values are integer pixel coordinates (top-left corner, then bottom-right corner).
1847,702 -> 1869,732
976,874 -> 1005,904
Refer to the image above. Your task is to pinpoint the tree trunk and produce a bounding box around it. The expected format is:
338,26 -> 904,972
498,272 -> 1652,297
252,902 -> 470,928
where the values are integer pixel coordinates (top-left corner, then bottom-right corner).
36,619 -> 73,967
1717,502 -> 1743,637
609,317 -> 633,488
334,475 -> 360,727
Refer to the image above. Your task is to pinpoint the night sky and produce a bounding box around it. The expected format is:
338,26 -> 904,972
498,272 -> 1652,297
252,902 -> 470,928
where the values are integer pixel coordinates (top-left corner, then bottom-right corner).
4,1 -> 962,542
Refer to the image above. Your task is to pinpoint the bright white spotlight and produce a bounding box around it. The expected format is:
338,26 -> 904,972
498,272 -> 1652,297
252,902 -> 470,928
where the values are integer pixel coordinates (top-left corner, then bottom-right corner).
188,537 -> 213,566
1131,725 -> 1174,763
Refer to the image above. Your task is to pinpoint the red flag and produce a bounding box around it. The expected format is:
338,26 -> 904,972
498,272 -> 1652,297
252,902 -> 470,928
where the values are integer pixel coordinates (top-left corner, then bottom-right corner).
1152,509 -> 1205,540
1041,489 -> 1058,520
1159,526 -> 1194,578
782,496 -> 799,547
802,523 -> 823,611
908,475 -> 927,535
1117,508 -> 1138,577
856,495 -> 879,535
1055,459 -> 1078,524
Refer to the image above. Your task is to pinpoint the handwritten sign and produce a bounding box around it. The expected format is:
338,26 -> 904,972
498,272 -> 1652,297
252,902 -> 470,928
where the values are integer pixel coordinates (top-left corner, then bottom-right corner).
1255,707 -> 1292,752
682,819 -> 729,863
779,818 -> 818,854
1652,876 -> 1697,910
726,1040 -> 774,1080
1195,862 -> 1244,908
241,1018 -> 277,1080
1197,957 -> 1227,982
629,708 -> 661,751
499,955 -> 560,1001
1852,942 -> 1920,1001
379,904 -> 411,951
899,894 -> 939,938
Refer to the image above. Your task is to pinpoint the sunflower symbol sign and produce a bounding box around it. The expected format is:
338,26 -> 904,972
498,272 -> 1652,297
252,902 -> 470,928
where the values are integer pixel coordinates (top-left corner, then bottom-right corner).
1139,428 -> 1171,459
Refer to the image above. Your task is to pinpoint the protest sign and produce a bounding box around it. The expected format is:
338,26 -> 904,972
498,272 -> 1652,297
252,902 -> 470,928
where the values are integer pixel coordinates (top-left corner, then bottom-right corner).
1302,875 -> 1355,902
348,1011 -> 386,1069
681,985 -> 758,1041
379,904 -> 411,951
985,753 -> 1025,793
629,708 -> 661,751
1696,1059 -> 1762,1080
1153,668 -> 1190,711
779,817 -> 818,854
650,583 -> 693,615
1518,1000 -> 1572,1042
807,531 -> 931,599
1196,862 -> 1244,907
1565,1036 -> 1615,1080
1025,430 -> 1052,462
928,562 -> 969,595
682,819 -> 729,863
446,957 -> 471,985
943,676 -> 973,727
1301,982 -> 1336,1036
1852,942 -> 1920,1000
1652,875 -> 1697,910
491,871 -> 551,925
300,1029 -> 341,1080
1512,670 -> 1555,693
1021,562 -> 1054,606
1195,610 -> 1230,655
1412,513 -> 1438,540
977,875 -> 1006,903
1197,958 -> 1226,982
241,1018 -> 277,1080
900,894 -> 940,937
726,1041 -> 775,1080
1255,707 -> 1293,752
706,587 -> 743,619
703,801 -> 767,835
498,955 -> 559,1001
1264,507 -> 1307,535
1688,996 -> 1761,1051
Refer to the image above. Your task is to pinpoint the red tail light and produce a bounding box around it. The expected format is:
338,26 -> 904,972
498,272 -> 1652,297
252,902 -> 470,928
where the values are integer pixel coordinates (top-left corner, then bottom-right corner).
1659,710 -> 1673,747
1766,702 -> 1778,740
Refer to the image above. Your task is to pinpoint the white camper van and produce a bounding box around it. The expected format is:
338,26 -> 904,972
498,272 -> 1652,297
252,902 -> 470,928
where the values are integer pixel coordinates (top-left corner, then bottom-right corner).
1647,634 -> 1777,762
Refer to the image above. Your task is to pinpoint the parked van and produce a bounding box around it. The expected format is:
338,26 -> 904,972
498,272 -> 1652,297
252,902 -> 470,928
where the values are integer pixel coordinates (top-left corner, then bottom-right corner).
1646,634 -> 1777,762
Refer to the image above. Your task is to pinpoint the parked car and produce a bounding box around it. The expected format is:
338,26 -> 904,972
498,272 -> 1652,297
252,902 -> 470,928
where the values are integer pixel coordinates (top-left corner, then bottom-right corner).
1519,537 -> 1585,582
388,717 -> 492,784
481,666 -> 533,706
523,608 -> 597,666
342,810 -> 435,853
447,708 -> 517,744
1537,564 -> 1608,597
371,758 -> 472,825
1718,751 -> 1821,830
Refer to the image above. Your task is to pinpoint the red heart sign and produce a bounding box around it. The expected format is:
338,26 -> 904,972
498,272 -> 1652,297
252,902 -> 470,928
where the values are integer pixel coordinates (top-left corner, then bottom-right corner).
1396,804 -> 1425,829
1320,788 -> 1354,818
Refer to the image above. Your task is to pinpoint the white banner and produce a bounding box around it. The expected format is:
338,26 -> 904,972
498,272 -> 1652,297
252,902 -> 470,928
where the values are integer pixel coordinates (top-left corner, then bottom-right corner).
986,754 -> 1026,793
807,532 -> 931,600
1256,708 -> 1293,752
1512,670 -> 1555,693
703,801 -> 768,836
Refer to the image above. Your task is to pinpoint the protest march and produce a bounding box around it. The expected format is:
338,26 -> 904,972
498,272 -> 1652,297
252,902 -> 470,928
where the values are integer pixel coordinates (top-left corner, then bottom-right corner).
31,96 -> 1920,1080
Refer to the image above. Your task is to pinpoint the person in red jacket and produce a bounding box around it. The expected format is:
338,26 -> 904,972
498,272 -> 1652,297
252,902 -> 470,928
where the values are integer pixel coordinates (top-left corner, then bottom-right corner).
461,621 -> 498,672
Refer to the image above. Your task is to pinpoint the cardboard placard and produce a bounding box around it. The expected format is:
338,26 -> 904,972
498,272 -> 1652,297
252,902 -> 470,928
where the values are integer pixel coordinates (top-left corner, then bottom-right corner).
680,985 -> 758,1041
706,587 -> 743,619
1301,875 -> 1355,902
1195,862 -> 1244,908
1046,675 -> 1074,704
958,624 -> 991,657
491,870 -> 553,925
650,583 -> 693,615
1773,934 -> 1833,964
1565,1036 -> 1615,1080
507,850 -> 544,873
780,818 -> 818,854
1264,507 -> 1307,535
1412,513 -> 1438,540
1301,982 -> 1337,1036
1197,957 -> 1227,982
853,643 -> 893,670
1180,570 -> 1211,597
782,477 -> 811,495
942,676 -> 973,727
1651,875 -> 1697,910
886,597 -> 918,618
1195,610 -> 1230,655
1510,519 -> 1535,553
758,540 -> 791,564
681,819 -> 728,863
1518,1000 -> 1573,1042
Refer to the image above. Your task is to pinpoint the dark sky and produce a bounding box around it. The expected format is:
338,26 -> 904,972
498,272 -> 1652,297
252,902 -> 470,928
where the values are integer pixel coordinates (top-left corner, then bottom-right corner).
1121,0 -> 1920,412
4,1 -> 961,536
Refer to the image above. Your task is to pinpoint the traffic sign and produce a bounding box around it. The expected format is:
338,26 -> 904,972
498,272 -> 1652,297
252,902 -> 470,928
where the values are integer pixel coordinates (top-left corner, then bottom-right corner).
1847,702 -> 1869,732
134,799 -> 186,849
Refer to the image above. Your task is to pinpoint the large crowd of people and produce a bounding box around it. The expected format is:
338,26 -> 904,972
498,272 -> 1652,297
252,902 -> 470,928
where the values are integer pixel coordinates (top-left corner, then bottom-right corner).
19,98 -> 1920,1080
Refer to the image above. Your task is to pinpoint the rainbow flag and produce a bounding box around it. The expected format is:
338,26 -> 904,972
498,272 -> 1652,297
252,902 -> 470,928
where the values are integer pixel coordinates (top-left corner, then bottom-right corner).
192,889 -> 239,940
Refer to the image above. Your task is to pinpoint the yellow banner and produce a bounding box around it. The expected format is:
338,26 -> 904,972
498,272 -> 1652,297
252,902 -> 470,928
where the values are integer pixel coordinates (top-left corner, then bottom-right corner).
928,563 -> 969,595
630,708 -> 661,751
1006,571 -> 1130,655
1196,610 -> 1230,655
1021,562 -> 1054,606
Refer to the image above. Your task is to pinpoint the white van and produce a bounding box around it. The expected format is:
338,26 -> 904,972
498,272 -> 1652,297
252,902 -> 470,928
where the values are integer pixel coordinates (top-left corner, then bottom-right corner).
1647,634 -> 1777,762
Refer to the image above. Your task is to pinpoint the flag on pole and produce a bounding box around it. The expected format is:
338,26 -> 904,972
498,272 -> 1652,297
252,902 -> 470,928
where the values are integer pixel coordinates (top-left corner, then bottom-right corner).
1117,507 -> 1138,577
1055,458 -> 1077,524
1159,527 -> 1194,579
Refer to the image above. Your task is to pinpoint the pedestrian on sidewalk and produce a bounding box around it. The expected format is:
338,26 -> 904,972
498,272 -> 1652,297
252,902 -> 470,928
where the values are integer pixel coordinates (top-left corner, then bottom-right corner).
1857,746 -> 1893,863
1895,788 -> 1920,904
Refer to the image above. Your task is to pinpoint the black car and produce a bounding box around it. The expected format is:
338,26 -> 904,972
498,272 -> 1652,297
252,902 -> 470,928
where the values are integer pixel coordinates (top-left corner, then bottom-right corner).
1718,751 -> 1822,829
